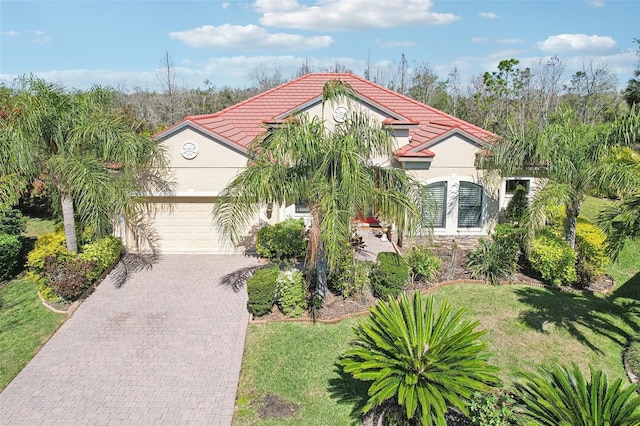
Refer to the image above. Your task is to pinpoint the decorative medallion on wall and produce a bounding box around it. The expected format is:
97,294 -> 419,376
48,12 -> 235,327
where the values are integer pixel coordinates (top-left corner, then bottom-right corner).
180,141 -> 198,159
333,106 -> 348,123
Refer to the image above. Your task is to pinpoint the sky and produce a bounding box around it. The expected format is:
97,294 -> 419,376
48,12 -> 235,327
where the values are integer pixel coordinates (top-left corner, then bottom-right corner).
1,0 -> 639,92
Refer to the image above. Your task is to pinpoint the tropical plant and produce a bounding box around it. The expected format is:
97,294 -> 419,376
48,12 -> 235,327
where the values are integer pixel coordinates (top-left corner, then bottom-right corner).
405,245 -> 442,283
598,192 -> 640,259
466,238 -> 519,285
504,184 -> 528,224
480,106 -> 640,251
514,363 -> 640,426
340,292 -> 500,426
212,79 -> 423,298
0,76 -> 171,253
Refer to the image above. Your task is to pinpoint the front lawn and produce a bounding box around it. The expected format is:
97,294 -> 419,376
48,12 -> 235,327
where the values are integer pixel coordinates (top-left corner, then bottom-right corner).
234,281 -> 640,425
0,277 -> 66,391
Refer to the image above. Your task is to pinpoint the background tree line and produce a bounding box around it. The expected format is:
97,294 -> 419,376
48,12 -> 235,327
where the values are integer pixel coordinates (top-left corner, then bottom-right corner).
112,41 -> 639,135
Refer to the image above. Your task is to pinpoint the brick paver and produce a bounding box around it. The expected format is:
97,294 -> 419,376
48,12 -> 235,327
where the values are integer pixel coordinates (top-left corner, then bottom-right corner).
0,254 -> 259,426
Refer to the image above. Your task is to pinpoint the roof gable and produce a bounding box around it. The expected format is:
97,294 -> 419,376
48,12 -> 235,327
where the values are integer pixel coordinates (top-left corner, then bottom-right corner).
157,73 -> 497,153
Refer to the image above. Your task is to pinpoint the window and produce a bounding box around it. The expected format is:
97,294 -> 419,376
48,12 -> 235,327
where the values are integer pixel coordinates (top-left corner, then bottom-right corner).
295,204 -> 310,214
505,179 -> 530,194
458,182 -> 482,228
423,182 -> 447,228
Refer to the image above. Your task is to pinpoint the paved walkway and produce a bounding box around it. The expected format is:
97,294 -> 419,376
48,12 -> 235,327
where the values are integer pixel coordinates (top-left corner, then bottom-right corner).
0,254 -> 259,426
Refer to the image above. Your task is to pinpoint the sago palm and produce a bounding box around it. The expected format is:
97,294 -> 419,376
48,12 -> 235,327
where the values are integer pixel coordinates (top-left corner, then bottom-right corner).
340,292 -> 500,425
514,363 -> 640,426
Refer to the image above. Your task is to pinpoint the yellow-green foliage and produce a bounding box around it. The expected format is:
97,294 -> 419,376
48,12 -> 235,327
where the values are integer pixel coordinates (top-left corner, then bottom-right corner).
529,229 -> 577,286
79,235 -> 123,281
575,218 -> 609,279
26,229 -> 71,273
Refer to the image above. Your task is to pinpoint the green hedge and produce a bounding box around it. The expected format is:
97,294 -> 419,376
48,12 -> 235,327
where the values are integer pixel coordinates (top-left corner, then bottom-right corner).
256,219 -> 307,260
371,252 -> 409,300
0,206 -> 26,236
247,267 -> 279,316
575,218 -> 609,285
79,235 -> 123,281
276,270 -> 307,317
0,234 -> 21,281
529,229 -> 577,286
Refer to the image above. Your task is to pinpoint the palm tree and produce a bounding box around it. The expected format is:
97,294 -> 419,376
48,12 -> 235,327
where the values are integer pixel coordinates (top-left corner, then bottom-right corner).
481,107 -> 640,249
514,363 -> 640,426
598,192 -> 640,259
0,76 -> 170,253
212,79 -> 423,298
340,292 -> 500,425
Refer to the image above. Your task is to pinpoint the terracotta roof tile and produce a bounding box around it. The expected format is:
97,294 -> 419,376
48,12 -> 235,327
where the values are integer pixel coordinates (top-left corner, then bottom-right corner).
164,73 -> 496,154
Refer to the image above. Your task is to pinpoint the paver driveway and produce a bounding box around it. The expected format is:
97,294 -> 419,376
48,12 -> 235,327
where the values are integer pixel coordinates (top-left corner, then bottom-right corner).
0,254 -> 260,426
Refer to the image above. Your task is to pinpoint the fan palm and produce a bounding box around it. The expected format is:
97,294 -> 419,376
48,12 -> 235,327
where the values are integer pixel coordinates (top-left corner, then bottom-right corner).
212,79 -> 423,298
480,107 -> 640,250
0,76 -> 170,252
340,292 -> 500,425
514,363 -> 640,426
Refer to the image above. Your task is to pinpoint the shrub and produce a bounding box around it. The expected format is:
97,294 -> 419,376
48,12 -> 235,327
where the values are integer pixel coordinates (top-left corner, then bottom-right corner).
370,252 -> 409,300
42,255 -> 95,301
26,228 -> 71,274
276,270 -> 307,317
256,219 -> 306,260
405,245 -> 442,282
469,390 -> 518,426
0,233 -> 22,281
329,243 -> 372,298
79,235 -> 123,281
466,238 -> 518,285
625,339 -> 640,381
504,185 -> 528,224
341,292 -> 500,425
246,267 -> 279,316
0,205 -> 26,235
514,363 -> 640,426
529,229 -> 577,286
574,218 -> 609,285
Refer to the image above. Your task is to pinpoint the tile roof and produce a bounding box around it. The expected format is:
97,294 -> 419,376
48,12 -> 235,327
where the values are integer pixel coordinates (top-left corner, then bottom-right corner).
160,73 -> 496,159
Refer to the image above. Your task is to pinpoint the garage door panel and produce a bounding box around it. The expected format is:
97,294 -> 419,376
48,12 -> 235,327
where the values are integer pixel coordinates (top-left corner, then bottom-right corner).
129,198 -> 254,254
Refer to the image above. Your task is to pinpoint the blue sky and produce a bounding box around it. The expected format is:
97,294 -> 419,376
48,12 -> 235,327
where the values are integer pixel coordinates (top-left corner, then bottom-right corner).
1,0 -> 638,92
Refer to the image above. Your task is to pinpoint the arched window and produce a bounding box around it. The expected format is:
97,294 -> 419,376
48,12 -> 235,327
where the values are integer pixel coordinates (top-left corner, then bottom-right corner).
423,181 -> 447,228
458,181 -> 482,227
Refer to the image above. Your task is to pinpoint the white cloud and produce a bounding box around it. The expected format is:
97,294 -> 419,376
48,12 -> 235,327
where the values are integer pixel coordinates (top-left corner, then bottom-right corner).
537,34 -> 616,54
497,38 -> 523,44
30,30 -> 51,44
471,37 -> 489,44
589,0 -> 605,7
2,30 -> 19,36
376,39 -> 417,48
222,2 -> 230,9
170,24 -> 334,51
255,0 -> 459,30
479,12 -> 499,19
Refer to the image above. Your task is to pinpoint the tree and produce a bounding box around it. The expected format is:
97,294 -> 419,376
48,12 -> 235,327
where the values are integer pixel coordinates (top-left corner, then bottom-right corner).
212,79 -> 423,298
514,363 -> 640,426
598,192 -> 640,259
340,292 -> 500,425
481,107 -> 640,249
1,76 -> 170,253
623,38 -> 640,108
564,61 -> 621,125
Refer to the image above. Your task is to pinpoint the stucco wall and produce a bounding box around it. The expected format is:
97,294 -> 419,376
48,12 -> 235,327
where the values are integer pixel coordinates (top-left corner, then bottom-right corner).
159,127 -> 247,193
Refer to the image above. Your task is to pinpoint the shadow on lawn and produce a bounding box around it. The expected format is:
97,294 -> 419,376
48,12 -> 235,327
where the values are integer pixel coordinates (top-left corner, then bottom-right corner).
514,273 -> 640,354
327,362 -> 369,424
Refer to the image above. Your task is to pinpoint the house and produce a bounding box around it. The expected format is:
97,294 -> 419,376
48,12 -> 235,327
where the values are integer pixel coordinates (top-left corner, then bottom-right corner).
124,73 -> 530,253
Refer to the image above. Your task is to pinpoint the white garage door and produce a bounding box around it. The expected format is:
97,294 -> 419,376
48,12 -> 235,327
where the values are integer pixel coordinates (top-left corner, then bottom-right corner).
150,198 -> 222,253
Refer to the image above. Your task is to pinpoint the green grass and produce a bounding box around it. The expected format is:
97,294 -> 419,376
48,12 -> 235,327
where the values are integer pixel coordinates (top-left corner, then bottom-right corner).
0,277 -> 66,390
23,216 -> 58,238
234,196 -> 640,425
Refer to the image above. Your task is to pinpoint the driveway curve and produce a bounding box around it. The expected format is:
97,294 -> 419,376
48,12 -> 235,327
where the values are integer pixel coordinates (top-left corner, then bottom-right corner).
0,254 -> 259,426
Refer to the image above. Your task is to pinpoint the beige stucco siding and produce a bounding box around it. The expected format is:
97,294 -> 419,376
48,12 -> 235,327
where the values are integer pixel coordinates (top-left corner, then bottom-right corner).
160,128 -> 247,193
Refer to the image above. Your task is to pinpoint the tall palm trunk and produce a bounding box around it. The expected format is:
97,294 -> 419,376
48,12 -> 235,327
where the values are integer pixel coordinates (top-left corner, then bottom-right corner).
309,206 -> 328,298
60,190 -> 78,253
564,198 -> 582,249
